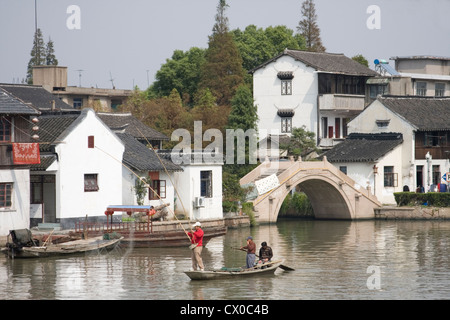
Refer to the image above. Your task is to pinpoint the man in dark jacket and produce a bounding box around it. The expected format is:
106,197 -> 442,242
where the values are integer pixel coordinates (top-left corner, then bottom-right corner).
258,241 -> 273,263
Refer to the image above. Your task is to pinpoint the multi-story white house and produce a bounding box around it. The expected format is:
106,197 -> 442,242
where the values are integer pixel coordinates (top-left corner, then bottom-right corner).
251,49 -> 377,152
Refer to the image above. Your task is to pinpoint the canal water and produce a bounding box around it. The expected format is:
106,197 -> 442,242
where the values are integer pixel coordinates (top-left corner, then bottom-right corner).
0,219 -> 449,300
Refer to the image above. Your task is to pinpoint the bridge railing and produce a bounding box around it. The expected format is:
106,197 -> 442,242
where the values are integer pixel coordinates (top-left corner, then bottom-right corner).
248,157 -> 381,207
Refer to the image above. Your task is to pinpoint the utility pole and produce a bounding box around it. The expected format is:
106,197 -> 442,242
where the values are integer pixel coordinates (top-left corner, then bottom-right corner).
76,69 -> 83,87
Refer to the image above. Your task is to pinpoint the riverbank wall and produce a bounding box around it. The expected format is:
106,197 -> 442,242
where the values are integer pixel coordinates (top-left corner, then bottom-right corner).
375,206 -> 450,220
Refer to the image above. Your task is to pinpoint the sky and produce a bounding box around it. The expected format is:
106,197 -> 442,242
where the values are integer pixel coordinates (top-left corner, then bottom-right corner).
0,0 -> 449,90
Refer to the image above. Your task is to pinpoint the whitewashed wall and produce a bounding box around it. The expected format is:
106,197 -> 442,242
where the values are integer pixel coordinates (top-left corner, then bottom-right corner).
55,109 -> 124,220
173,163 -> 223,220
0,169 -> 30,236
253,55 -> 318,141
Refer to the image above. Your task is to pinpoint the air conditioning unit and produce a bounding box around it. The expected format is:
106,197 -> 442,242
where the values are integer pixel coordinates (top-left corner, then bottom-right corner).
194,196 -> 205,208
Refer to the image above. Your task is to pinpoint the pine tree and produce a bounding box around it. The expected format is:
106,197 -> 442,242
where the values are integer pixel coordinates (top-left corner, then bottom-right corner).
297,0 -> 326,52
45,37 -> 58,66
199,0 -> 245,106
26,30 -> 59,84
26,28 -> 46,84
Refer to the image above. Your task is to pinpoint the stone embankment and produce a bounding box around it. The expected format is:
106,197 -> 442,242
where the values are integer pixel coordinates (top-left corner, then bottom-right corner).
375,206 -> 450,220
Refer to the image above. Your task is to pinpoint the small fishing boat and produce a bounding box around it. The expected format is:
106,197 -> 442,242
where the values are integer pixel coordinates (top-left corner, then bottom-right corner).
2,229 -> 122,259
184,260 -> 284,280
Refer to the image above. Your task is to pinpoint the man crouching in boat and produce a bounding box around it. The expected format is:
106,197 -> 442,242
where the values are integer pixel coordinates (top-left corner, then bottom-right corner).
186,222 -> 204,271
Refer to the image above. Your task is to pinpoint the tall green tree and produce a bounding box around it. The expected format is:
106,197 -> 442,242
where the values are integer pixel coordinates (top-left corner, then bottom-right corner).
27,29 -> 59,84
45,37 -> 58,66
297,0 -> 326,52
199,0 -> 245,106
27,28 -> 46,84
225,85 -> 258,179
223,85 -> 258,204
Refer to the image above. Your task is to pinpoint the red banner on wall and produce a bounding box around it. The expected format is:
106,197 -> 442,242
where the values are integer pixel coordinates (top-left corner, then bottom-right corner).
12,143 -> 40,165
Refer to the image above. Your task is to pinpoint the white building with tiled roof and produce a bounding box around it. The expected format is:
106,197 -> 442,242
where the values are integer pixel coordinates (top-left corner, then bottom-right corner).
250,49 -> 378,152
326,96 -> 450,204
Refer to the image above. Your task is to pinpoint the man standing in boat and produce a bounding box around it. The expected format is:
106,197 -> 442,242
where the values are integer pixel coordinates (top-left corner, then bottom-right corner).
240,236 -> 256,269
187,222 -> 204,271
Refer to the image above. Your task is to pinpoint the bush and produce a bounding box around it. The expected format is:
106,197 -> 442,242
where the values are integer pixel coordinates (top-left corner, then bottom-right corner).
394,192 -> 450,207
242,202 -> 257,226
279,192 -> 314,217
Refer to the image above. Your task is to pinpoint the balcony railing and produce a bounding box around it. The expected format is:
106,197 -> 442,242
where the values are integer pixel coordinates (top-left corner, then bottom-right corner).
415,146 -> 450,160
319,94 -> 365,111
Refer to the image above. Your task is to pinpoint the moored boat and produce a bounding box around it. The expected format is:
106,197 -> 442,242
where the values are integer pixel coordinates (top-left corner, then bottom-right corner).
184,260 -> 284,280
2,229 -> 122,259
73,205 -> 228,248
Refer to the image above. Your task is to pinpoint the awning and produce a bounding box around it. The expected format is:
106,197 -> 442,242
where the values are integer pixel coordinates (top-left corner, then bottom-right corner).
277,71 -> 294,80
277,109 -> 295,117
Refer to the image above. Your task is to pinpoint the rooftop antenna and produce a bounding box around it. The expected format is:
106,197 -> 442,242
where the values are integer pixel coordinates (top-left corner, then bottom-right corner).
109,71 -> 115,89
76,69 -> 83,87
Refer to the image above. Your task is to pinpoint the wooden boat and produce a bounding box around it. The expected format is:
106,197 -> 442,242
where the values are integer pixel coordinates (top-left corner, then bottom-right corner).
74,205 -> 228,247
2,229 -> 122,259
117,226 -> 227,248
184,260 -> 284,280
72,225 -> 227,248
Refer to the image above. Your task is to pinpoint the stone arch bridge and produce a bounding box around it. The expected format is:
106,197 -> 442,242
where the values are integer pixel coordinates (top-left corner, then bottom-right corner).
240,157 -> 381,223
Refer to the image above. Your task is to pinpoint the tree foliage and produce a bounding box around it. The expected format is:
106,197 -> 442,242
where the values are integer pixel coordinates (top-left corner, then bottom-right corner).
232,25 -> 306,72
279,126 -> 318,159
27,29 -> 59,84
199,0 -> 245,106
352,54 -> 369,67
147,47 -> 206,105
297,0 -> 326,52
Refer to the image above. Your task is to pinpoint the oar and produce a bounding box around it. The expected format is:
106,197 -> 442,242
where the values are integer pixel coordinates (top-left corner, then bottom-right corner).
231,247 -> 295,271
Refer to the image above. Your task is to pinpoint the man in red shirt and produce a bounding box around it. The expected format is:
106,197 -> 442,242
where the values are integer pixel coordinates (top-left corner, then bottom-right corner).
187,222 -> 204,271
241,236 -> 256,269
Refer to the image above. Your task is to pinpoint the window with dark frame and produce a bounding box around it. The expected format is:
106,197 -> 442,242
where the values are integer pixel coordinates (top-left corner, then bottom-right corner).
281,80 -> 292,95
0,116 -> 11,142
200,171 -> 212,198
84,174 -> 99,192
281,117 -> 292,133
149,180 -> 166,200
432,165 -> 441,186
435,83 -> 445,97
73,98 -> 83,109
0,183 -> 12,208
384,166 -> 398,187
416,82 -> 427,96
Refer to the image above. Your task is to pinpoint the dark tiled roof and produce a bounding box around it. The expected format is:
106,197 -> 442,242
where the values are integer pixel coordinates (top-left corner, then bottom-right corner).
324,133 -> 403,162
97,112 -> 168,141
37,114 -> 79,152
251,49 -> 378,76
30,154 -> 57,171
0,84 -> 74,111
116,133 -> 182,172
378,96 -> 450,131
0,88 -> 40,115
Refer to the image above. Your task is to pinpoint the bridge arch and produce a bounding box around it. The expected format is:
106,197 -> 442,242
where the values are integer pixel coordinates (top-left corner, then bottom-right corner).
275,175 -> 353,220
241,157 -> 381,223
